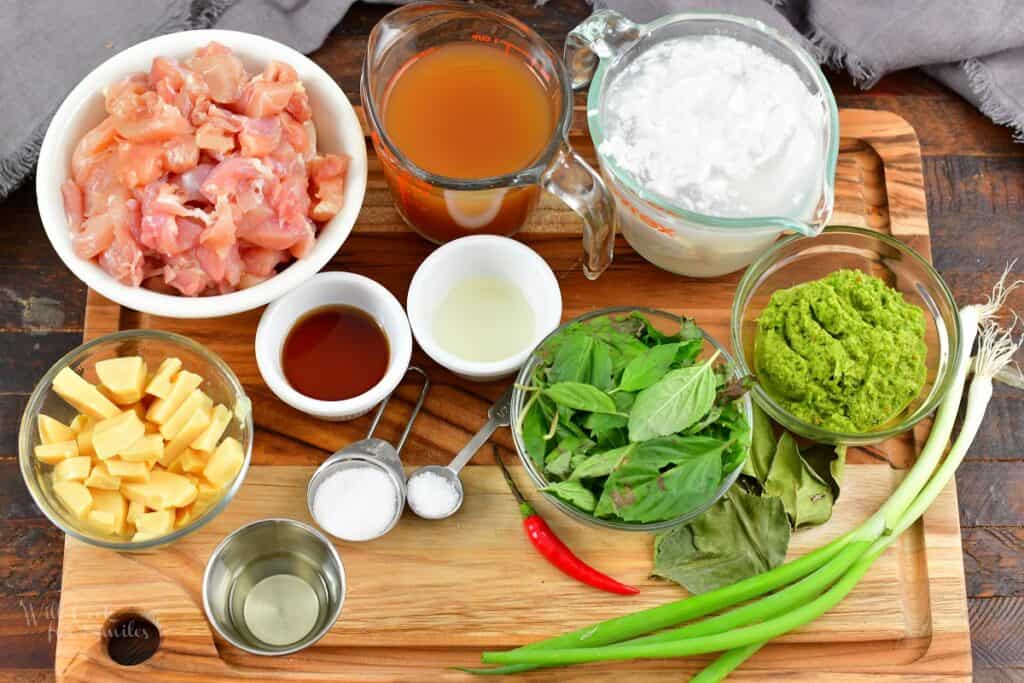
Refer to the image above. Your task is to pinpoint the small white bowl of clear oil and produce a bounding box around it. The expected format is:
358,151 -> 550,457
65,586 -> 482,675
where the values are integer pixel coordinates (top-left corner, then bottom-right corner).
407,236 -> 562,382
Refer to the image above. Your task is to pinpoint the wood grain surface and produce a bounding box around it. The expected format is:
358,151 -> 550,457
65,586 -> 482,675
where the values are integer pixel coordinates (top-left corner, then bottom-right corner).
54,106 -> 968,681
0,2 -> 1021,681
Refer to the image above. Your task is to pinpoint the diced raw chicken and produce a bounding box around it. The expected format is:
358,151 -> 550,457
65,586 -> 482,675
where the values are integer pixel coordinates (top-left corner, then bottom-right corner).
98,209 -> 145,287
172,163 -> 215,203
186,42 -> 246,104
308,154 -> 348,223
240,245 -> 287,276
286,87 -> 312,122
238,272 -> 271,289
164,135 -> 199,174
110,89 -> 191,143
61,180 -> 84,230
72,117 -> 118,183
62,42 -> 351,297
163,251 -> 209,296
238,117 -> 282,157
236,80 -> 294,118
116,141 -> 165,188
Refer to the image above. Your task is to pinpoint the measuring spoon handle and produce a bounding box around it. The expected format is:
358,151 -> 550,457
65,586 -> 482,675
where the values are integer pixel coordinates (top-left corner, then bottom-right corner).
448,418 -> 500,475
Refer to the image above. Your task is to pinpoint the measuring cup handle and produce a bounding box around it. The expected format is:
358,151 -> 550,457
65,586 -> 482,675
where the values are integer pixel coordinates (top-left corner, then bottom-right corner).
365,366 -> 431,454
541,141 -> 617,279
564,9 -> 642,90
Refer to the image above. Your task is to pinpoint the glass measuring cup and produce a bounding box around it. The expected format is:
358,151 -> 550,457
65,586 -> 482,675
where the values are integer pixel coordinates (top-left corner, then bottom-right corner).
565,10 -> 839,278
361,1 -> 617,279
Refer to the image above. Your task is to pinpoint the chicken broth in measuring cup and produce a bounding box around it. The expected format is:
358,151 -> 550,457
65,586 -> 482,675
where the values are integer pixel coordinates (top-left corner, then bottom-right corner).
362,3 -> 617,278
378,42 -> 555,242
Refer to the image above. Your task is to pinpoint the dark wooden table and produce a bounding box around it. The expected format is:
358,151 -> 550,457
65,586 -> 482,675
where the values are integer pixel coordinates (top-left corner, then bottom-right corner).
1,2 -> 1021,681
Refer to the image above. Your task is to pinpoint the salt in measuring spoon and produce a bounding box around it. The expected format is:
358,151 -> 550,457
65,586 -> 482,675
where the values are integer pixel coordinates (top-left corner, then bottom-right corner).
307,367 -> 430,541
407,386 -> 512,520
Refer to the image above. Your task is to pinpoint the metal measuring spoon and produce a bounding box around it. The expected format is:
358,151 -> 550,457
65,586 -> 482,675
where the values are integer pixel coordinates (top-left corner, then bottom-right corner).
407,386 -> 513,520
307,367 -> 430,541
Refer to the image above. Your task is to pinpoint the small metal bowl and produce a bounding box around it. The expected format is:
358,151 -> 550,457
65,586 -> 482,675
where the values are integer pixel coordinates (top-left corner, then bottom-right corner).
202,519 -> 345,656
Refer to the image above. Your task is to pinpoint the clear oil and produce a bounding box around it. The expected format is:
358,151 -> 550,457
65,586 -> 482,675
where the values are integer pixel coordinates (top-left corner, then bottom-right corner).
226,551 -> 330,650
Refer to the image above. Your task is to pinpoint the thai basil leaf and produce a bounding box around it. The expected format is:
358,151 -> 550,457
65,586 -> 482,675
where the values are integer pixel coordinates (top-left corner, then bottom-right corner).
618,343 -> 680,392
549,333 -> 594,384
584,411 -> 629,439
630,311 -> 679,345
652,487 -> 790,594
520,397 -> 549,469
596,437 -> 725,523
544,382 -> 618,414
683,406 -> 722,436
570,443 -> 636,480
545,448 -> 572,480
674,339 -> 703,366
763,433 -> 835,528
679,317 -> 703,342
589,341 -> 615,391
628,360 -> 718,442
543,480 -> 597,513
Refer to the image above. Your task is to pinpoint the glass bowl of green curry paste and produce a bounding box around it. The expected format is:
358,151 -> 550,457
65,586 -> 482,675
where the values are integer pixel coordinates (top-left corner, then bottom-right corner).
732,226 -> 961,445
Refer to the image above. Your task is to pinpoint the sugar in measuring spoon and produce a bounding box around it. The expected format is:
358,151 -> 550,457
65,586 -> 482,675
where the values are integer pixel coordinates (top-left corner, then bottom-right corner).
407,387 -> 512,520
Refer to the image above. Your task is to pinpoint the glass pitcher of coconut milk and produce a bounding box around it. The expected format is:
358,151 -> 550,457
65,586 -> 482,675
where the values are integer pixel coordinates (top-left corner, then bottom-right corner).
566,10 -> 838,278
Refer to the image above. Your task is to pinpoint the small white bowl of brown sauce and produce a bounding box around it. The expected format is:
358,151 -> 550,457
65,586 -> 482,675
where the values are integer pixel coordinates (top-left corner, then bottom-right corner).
255,272 -> 412,421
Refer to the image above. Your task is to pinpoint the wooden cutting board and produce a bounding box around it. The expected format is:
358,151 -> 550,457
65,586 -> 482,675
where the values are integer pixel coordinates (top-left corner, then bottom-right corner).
55,109 -> 971,681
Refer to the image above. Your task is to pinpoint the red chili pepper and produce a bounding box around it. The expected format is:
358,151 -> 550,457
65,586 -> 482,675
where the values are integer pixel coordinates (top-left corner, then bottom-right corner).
495,448 -> 639,596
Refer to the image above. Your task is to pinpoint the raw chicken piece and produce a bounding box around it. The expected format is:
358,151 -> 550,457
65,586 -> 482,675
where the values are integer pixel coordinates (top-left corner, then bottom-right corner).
164,135 -> 199,174
61,180 -> 84,231
197,241 -> 243,287
98,208 -> 145,287
63,42 -> 352,297
187,42 -> 246,104
236,80 -> 294,118
240,245 -> 287,276
136,183 -> 208,255
72,117 -> 118,183
200,195 -> 239,258
236,208 -> 302,251
172,163 -> 215,203
238,272 -> 271,289
201,157 -> 273,203
109,89 -> 191,143
286,87 -> 312,122
80,153 -> 130,217
238,117 -> 282,157
308,154 -> 349,223
116,141 -> 165,188
163,251 -> 209,296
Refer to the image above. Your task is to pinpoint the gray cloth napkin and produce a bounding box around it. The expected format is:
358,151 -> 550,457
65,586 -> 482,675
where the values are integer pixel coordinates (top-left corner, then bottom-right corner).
3,0 -> 1024,200
0,0 -> 380,200
599,0 -> 1024,141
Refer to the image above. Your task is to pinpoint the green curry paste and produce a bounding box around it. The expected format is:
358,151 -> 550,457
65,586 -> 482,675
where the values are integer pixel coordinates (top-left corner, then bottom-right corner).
754,269 -> 928,433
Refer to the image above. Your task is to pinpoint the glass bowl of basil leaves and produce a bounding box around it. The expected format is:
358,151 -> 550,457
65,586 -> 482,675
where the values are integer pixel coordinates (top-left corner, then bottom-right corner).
510,307 -> 753,532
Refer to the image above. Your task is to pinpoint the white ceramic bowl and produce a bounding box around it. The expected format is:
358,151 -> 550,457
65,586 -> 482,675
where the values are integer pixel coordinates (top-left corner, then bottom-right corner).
255,271 -> 412,421
407,236 -> 562,382
36,29 -> 368,319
